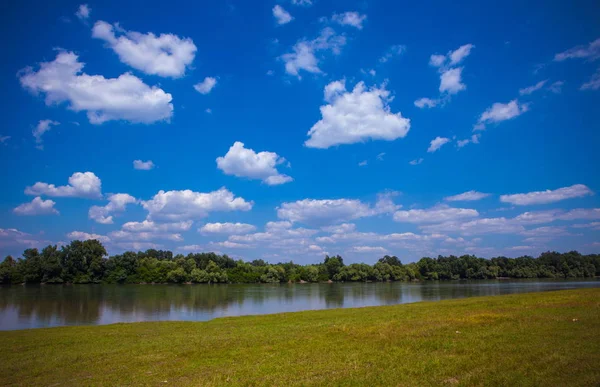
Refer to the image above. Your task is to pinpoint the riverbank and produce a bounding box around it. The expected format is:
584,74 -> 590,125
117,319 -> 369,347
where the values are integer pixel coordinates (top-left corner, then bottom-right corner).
1,288 -> 599,386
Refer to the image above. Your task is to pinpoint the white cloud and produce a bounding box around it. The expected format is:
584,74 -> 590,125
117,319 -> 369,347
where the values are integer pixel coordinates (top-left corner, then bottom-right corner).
89,193 -> 137,224
429,44 -> 474,68
211,241 -> 254,249
379,45 -> 406,63
426,44 -> 474,99
500,184 -> 593,205
122,220 -> 192,233
439,67 -> 466,94
519,80 -> 547,95
92,21 -> 196,78
305,80 -> 410,148
571,222 -> 600,230
457,134 -> 480,148
32,120 -> 59,149
427,136 -> 450,153
349,246 -> 387,253
429,54 -> 446,67
321,223 -> 356,234
554,38 -> 600,61
216,141 -> 293,185
19,52 -> 173,124
475,99 -> 528,130
444,190 -> 490,202
548,81 -> 565,93
200,222 -> 256,235
25,171 -> 102,199
281,27 -> 346,77
414,97 -> 439,108
377,152 -> 385,161
75,4 -> 90,20
448,44 -> 475,66
393,204 -> 478,224
291,0 -> 312,5
133,160 -> 155,170
67,231 -> 110,243
521,226 -> 572,237
581,68 -> 600,91
358,160 -> 368,166
141,188 -> 253,221
332,12 -> 367,29
277,195 -> 398,226
0,135 -> 10,144
421,217 -> 523,236
13,197 -> 59,216
194,77 -> 218,94
110,229 -> 183,242
409,158 -> 423,165
273,5 -> 293,25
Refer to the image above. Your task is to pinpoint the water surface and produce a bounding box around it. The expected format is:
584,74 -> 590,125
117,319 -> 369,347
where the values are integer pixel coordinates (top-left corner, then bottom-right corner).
1,279 -> 598,330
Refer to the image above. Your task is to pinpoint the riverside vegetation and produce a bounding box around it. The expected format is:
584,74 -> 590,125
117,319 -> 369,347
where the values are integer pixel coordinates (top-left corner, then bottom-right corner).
0,288 -> 598,386
1,239 -> 599,284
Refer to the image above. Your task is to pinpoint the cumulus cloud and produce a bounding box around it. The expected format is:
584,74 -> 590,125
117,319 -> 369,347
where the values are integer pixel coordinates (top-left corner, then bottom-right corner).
273,5 -> 293,25
500,184 -> 593,205
32,120 -> 59,149
281,27 -> 346,77
519,80 -> 547,95
216,142 -> 293,185
133,160 -> 155,170
332,12 -> 367,29
19,52 -> 173,124
305,80 -> 410,148
194,77 -> 218,94
277,194 -> 399,226
379,45 -> 406,63
75,4 -> 90,20
554,38 -> 600,61
393,204 -> 478,224
414,97 -> 439,108
427,136 -> 451,153
25,171 -> 102,199
409,158 -> 423,165
67,231 -> 110,243
439,67 -> 466,94
474,99 -> 528,130
89,193 -> 137,224
444,190 -> 490,202
92,21 -> 197,78
199,222 -> 256,235
13,197 -> 59,216
141,188 -> 253,221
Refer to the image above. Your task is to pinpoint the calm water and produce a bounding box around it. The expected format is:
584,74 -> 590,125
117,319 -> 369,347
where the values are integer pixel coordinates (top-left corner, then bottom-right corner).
1,279 -> 599,330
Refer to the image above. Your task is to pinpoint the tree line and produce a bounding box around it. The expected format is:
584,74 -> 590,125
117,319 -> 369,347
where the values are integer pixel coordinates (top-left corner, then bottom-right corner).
0,239 -> 598,285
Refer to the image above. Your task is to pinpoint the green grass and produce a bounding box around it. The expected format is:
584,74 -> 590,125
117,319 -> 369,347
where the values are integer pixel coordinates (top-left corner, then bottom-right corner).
1,289 -> 599,386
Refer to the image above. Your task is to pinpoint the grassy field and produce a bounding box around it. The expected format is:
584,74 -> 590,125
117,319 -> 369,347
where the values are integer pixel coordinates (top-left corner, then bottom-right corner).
1,289 -> 599,386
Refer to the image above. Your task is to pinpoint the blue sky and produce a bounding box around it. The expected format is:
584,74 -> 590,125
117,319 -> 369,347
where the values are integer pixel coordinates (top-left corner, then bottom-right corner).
1,0 -> 599,263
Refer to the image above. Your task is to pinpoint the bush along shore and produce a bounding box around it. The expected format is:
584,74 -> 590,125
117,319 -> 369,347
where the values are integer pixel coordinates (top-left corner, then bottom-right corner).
1,239 -> 599,285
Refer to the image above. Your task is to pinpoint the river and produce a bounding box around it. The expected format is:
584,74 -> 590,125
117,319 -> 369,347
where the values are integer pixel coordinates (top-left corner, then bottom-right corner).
1,279 -> 599,330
